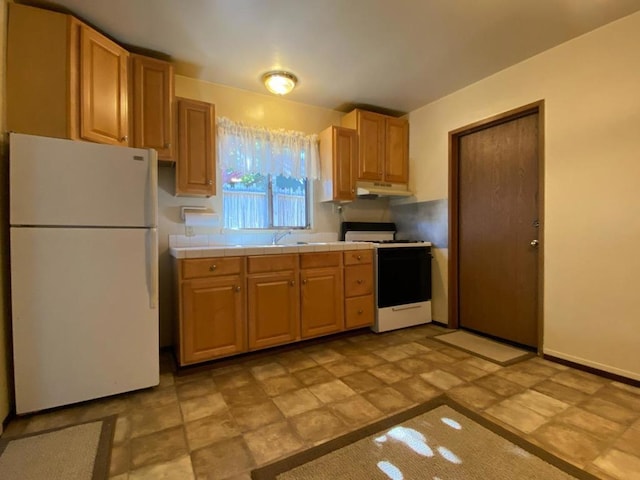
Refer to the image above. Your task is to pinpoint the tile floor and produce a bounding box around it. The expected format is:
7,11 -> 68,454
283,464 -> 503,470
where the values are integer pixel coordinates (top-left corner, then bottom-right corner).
3,324 -> 640,479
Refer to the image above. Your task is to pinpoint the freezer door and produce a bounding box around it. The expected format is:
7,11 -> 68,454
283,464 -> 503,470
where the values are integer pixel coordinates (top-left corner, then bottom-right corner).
11,227 -> 159,414
10,133 -> 157,228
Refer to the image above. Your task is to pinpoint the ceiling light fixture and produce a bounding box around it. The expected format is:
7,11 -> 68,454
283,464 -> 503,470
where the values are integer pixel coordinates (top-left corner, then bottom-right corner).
262,71 -> 297,95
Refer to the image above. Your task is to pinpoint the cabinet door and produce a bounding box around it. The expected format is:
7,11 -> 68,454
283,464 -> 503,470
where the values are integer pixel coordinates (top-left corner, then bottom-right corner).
357,110 -> 385,181
79,25 -> 129,146
176,98 -> 216,196
248,271 -> 299,350
385,117 -> 409,184
334,127 -> 358,201
181,276 -> 245,365
301,267 -> 344,339
132,54 -> 174,160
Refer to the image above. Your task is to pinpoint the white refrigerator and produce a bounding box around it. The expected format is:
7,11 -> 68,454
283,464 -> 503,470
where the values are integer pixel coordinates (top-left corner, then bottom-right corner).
10,133 -> 159,414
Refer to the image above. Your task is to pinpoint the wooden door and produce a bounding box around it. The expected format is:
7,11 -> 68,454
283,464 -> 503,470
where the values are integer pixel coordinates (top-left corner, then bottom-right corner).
301,267 -> 344,338
247,271 -> 299,350
334,127 -> 358,201
79,25 -> 129,145
357,110 -> 385,181
181,276 -> 245,365
176,98 -> 215,196
456,110 -> 540,347
131,54 -> 174,160
385,117 -> 409,183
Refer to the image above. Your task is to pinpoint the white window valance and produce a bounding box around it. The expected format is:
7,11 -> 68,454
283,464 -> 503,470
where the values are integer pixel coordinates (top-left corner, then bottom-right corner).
217,117 -> 319,180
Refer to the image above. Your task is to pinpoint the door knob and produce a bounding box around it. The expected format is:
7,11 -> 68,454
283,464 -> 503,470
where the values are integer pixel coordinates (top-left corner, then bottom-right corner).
530,240 -> 539,247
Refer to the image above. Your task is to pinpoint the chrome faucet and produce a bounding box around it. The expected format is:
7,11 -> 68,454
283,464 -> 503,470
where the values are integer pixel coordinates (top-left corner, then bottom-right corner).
272,230 -> 292,245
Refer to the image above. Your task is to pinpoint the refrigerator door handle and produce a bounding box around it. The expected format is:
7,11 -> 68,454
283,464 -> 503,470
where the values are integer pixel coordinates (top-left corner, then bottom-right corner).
148,149 -> 158,227
148,228 -> 159,309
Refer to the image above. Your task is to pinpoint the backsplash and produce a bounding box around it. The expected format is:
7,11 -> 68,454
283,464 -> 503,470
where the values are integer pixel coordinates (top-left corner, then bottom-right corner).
391,198 -> 448,248
169,231 -> 339,248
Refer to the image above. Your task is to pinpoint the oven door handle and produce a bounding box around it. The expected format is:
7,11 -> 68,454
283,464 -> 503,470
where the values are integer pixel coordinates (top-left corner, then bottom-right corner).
391,305 -> 423,312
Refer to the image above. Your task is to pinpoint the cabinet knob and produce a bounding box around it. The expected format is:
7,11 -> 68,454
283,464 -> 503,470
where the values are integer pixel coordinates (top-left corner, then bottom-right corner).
357,309 -> 363,314
290,280 -> 295,286
207,180 -> 213,185
235,285 -> 241,292
209,265 -> 217,272
121,135 -> 128,142
302,279 -> 307,284
357,279 -> 363,284
356,255 -> 362,260
165,143 -> 171,148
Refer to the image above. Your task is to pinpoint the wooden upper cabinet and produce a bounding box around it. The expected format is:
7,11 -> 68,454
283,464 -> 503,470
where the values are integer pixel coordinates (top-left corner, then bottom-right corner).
341,109 -> 409,184
131,54 -> 175,160
79,24 -> 129,146
385,117 -> 409,184
176,98 -> 216,197
319,125 -> 357,202
7,4 -> 129,145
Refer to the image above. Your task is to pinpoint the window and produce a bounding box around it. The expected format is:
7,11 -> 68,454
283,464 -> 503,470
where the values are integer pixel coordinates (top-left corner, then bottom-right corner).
217,118 -> 318,230
222,171 -> 308,229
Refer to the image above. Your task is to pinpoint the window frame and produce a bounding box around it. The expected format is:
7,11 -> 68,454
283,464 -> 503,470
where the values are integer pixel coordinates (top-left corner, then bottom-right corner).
222,173 -> 312,230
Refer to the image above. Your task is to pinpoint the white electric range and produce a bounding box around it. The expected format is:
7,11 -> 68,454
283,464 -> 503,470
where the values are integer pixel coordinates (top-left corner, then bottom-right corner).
340,222 -> 432,332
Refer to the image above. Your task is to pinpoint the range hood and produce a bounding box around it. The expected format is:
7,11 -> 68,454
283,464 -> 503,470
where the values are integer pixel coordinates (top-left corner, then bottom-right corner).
356,181 -> 413,198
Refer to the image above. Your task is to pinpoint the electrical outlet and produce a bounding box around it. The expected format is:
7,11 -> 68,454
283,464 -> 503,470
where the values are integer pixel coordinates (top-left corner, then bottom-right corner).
185,226 -> 195,237
333,204 -> 343,214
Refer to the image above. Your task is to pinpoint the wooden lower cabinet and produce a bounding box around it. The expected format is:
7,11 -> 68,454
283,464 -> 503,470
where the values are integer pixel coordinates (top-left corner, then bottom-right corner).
180,275 -> 245,365
176,250 -> 375,366
344,251 -> 375,329
301,266 -> 344,339
247,271 -> 300,350
345,295 -> 374,329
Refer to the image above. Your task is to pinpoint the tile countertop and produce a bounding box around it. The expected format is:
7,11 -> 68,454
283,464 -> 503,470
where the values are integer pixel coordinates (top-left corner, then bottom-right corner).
170,241 -> 375,259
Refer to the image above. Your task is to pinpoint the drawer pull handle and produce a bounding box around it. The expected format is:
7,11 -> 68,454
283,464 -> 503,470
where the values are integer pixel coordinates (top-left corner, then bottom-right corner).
209,265 -> 217,272
357,279 -> 363,284
235,285 -> 241,292
357,309 -> 363,314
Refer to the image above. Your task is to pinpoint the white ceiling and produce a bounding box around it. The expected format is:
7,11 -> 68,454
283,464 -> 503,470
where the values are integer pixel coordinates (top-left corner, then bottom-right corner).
38,0 -> 640,114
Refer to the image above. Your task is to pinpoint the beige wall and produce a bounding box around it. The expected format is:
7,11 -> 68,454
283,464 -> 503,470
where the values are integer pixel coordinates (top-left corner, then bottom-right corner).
0,0 -> 10,429
407,12 -> 640,379
158,76 -> 390,345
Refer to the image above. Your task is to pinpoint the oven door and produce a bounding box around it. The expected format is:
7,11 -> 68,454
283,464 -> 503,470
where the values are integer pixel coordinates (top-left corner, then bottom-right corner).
376,246 -> 431,308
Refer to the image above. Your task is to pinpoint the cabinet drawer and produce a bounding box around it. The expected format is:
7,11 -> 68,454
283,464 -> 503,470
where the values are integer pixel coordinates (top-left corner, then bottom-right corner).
344,264 -> 373,297
345,295 -> 374,329
182,257 -> 243,279
344,250 -> 373,266
300,251 -> 342,269
248,254 -> 298,274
